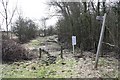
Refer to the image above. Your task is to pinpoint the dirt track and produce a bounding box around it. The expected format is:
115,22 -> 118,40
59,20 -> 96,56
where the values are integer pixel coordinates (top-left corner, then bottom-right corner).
21,35 -> 118,78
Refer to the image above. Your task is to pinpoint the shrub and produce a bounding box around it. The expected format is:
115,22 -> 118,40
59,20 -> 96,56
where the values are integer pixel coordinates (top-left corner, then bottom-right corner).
2,37 -> 36,62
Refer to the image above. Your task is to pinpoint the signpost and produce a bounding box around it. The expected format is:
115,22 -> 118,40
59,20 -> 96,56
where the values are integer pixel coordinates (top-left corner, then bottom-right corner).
95,13 -> 107,69
72,36 -> 76,54
96,16 -> 104,21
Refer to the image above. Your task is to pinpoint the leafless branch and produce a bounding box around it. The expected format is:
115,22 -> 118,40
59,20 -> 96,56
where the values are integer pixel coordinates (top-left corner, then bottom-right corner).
106,26 -> 116,45
0,11 -> 5,18
0,18 -> 4,27
102,42 -> 119,48
1,0 -> 8,14
1,0 -> 6,10
8,5 -> 17,25
1,19 -> 4,25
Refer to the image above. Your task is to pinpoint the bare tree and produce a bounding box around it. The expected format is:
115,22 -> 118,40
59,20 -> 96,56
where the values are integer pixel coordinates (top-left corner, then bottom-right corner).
0,0 -> 17,37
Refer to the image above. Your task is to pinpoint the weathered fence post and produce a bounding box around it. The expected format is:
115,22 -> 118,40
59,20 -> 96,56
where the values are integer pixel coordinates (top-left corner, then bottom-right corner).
39,48 -> 42,58
46,51 -> 50,57
95,13 -> 107,69
60,46 -> 63,59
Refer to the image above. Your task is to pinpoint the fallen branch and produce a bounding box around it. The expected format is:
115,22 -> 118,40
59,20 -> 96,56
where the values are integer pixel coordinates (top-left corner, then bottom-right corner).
102,42 -> 119,48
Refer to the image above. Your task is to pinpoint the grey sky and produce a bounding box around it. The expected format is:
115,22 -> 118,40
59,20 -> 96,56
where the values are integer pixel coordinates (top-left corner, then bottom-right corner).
0,0 -> 58,30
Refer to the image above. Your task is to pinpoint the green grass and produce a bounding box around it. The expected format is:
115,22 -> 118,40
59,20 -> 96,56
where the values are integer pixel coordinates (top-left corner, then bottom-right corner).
25,37 -> 46,48
98,58 -> 107,67
2,57 -> 118,78
98,57 -> 118,78
2,57 -> 79,78
28,39 -> 41,47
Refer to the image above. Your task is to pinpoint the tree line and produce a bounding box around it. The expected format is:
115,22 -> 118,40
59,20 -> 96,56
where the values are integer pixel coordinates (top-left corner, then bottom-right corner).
12,16 -> 57,43
1,0 -> 119,53
50,1 -> 120,54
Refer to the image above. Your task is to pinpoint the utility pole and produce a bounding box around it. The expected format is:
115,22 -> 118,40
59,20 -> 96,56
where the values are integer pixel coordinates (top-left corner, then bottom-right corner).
95,13 -> 107,69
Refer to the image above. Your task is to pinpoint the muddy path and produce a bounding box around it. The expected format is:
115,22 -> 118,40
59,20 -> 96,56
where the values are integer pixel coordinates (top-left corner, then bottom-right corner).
22,35 -> 61,56
21,35 -> 119,78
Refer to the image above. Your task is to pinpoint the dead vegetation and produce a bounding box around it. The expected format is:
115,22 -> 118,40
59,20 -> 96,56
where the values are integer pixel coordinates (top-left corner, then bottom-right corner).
2,35 -> 37,62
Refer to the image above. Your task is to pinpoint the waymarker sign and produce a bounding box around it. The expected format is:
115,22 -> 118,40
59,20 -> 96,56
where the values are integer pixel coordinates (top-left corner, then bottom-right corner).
72,36 -> 76,45
72,36 -> 76,54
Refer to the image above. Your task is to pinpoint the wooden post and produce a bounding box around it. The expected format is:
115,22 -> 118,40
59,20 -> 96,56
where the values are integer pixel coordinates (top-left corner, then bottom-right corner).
60,46 -> 63,59
39,48 -> 42,58
73,45 -> 75,54
95,13 -> 107,69
0,30 -> 2,64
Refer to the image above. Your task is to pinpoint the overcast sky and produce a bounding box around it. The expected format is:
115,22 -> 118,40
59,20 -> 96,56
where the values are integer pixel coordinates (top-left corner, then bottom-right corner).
0,0 -> 117,30
0,0 -> 58,30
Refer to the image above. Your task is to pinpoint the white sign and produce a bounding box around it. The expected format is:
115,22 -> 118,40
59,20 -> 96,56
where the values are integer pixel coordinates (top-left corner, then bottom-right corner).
72,36 -> 76,45
96,16 -> 104,21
